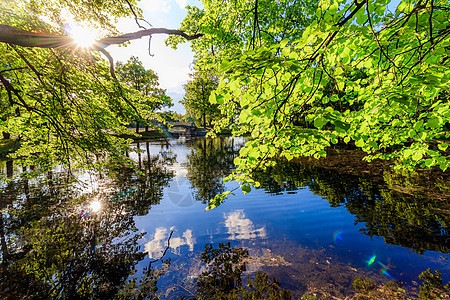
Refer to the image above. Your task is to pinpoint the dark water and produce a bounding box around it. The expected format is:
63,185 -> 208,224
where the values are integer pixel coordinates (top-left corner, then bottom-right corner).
0,137 -> 449,299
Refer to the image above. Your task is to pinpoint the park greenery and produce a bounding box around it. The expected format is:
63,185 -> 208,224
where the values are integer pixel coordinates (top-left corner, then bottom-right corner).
1,0 -> 450,298
0,0 -> 187,170
182,69 -> 220,128
116,56 -> 172,133
170,0 -> 450,208
1,0 -> 449,186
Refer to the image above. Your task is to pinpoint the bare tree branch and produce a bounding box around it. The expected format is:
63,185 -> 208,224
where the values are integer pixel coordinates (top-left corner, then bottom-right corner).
123,0 -> 152,29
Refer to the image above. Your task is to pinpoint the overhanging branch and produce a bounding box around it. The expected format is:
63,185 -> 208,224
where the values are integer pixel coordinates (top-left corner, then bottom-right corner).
0,25 -> 203,49
0,24 -> 202,114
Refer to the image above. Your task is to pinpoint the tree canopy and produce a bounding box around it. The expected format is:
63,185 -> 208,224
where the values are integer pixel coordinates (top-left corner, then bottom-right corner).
182,69 -> 220,128
0,0 -> 198,170
1,0 -> 450,205
116,56 -> 172,132
168,0 -> 450,208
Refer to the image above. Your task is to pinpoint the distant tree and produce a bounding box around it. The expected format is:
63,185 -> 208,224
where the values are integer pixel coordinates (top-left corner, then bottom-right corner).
0,0 -> 199,169
181,69 -> 220,128
116,57 -> 172,133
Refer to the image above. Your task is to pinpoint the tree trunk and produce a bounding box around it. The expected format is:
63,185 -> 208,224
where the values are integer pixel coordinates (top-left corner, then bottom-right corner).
6,161 -> 13,178
0,212 -> 9,263
136,121 -> 140,133
137,142 -> 142,170
203,113 -> 206,129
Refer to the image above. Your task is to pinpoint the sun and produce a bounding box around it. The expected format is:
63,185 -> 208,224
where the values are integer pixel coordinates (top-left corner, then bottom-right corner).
67,23 -> 98,47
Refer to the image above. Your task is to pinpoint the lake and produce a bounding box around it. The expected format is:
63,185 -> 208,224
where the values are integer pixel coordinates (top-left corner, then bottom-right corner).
0,137 -> 448,299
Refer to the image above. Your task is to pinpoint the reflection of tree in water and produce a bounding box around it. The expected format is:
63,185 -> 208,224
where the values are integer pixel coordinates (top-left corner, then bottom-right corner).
110,142 -> 175,216
0,147 -> 175,298
197,243 -> 248,297
184,138 -> 238,204
166,242 -> 291,299
252,161 -> 450,254
195,243 -> 291,299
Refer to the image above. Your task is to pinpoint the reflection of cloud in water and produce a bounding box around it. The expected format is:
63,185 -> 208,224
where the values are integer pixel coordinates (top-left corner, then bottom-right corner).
172,163 -> 188,178
144,227 -> 196,259
224,210 -> 266,240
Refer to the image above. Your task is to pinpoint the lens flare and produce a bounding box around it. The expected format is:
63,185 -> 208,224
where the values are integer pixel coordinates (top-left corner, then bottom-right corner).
380,267 -> 393,278
367,255 -> 376,266
332,230 -> 344,243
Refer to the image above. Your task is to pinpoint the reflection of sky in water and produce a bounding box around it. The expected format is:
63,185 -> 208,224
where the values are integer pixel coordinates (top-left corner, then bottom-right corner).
224,210 -> 266,240
143,210 -> 267,259
134,138 -> 449,291
144,227 -> 196,259
3,137 -> 450,298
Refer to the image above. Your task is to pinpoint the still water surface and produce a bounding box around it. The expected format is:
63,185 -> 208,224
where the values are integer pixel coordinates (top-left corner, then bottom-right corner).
0,137 -> 448,299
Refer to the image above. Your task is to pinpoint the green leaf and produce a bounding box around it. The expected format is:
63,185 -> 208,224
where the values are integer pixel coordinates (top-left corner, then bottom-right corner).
424,158 -> 435,167
242,185 -> 251,194
427,117 -> 440,129
314,117 -> 328,129
209,91 -> 216,104
412,151 -> 423,161
438,143 -> 449,151
333,120 -> 350,131
355,139 -> 365,147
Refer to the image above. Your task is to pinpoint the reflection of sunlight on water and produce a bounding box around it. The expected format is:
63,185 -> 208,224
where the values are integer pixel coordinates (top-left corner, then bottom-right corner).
89,200 -> 101,212
224,210 -> 266,240
144,227 -> 196,259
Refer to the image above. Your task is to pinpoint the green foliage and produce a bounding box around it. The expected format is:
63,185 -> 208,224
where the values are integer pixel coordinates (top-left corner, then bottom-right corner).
173,0 -> 450,205
250,158 -> 449,254
352,277 -> 406,299
116,56 -> 172,115
182,68 -> 220,128
115,259 -> 170,300
352,269 -> 450,300
0,150 -> 175,299
0,138 -> 19,157
0,0 -> 158,170
196,242 -> 249,299
185,138 -> 237,204
352,277 -> 377,294
240,272 -> 292,300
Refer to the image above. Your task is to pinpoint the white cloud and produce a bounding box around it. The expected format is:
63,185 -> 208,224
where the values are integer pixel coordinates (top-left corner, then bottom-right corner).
144,227 -> 196,259
224,210 -> 267,240
143,0 -> 172,14
175,0 -> 188,9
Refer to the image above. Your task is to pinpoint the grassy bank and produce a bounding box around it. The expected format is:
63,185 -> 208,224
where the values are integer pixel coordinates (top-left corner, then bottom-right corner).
118,128 -> 165,141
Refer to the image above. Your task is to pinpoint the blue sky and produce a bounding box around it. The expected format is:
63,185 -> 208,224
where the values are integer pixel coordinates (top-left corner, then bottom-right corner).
108,0 -> 203,113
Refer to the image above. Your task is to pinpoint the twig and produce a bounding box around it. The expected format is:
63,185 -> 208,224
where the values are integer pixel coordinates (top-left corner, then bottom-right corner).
124,0 -> 152,29
148,230 -> 173,269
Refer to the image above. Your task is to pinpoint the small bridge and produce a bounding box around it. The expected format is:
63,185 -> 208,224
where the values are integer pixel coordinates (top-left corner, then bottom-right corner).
153,121 -> 205,137
168,122 -> 197,134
